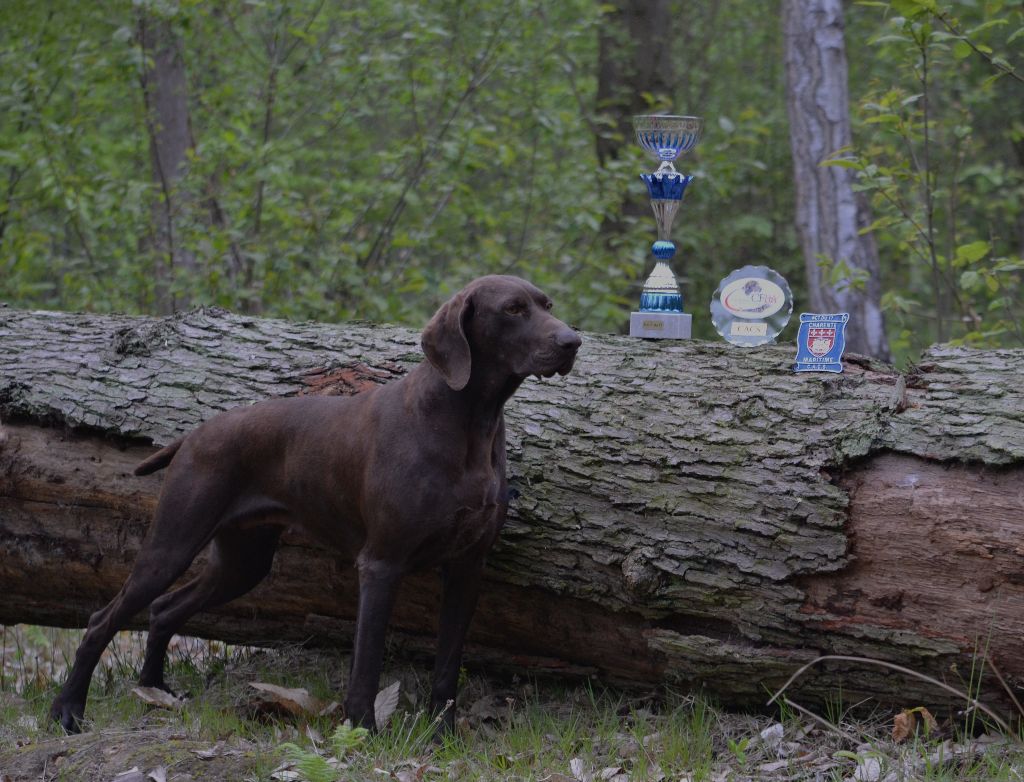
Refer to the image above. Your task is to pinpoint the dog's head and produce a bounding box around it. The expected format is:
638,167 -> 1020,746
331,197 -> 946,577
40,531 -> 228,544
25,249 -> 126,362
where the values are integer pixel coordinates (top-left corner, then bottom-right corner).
421,275 -> 582,391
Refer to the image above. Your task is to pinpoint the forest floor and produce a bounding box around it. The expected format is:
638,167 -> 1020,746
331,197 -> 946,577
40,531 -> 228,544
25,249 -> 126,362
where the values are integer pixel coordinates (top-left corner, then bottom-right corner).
1,626 -> 1022,782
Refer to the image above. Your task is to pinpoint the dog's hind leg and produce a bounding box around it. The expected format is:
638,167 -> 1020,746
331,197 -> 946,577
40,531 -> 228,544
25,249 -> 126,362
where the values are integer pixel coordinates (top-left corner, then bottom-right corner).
49,478 -> 230,733
138,525 -> 282,693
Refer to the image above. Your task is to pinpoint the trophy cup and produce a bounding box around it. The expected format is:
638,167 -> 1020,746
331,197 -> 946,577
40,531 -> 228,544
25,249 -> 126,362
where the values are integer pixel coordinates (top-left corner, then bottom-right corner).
629,115 -> 703,339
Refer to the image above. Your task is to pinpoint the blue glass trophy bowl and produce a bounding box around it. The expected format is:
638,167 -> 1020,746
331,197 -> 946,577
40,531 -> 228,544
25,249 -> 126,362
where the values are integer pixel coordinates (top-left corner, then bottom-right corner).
632,115 -> 704,166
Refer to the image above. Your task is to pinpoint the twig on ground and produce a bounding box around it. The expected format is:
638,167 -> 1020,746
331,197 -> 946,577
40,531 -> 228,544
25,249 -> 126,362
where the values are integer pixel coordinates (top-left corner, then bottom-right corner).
985,652 -> 1024,722
765,654 -> 1013,735
779,696 -> 860,745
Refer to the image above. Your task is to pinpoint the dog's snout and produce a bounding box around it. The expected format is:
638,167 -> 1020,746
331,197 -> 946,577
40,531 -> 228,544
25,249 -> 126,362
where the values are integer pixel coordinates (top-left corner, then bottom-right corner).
555,327 -> 582,352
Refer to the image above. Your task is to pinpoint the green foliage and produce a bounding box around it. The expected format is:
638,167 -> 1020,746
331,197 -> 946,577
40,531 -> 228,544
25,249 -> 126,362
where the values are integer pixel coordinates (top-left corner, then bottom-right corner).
278,742 -> 339,782
0,0 -> 800,336
278,723 -> 368,782
0,0 -> 1020,358
725,735 -> 749,766
843,0 -> 1024,359
330,722 -> 370,755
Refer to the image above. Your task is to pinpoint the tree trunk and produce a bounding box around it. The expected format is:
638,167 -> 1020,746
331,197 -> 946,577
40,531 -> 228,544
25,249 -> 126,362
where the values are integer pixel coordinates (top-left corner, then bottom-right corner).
595,0 -> 675,168
782,0 -> 892,362
594,0 -> 676,296
138,14 -> 197,314
2,307 -> 1022,715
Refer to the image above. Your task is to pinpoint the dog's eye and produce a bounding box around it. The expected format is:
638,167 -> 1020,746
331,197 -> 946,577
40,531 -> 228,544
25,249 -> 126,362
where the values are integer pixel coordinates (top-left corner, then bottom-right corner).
544,300 -> 553,311
505,302 -> 526,316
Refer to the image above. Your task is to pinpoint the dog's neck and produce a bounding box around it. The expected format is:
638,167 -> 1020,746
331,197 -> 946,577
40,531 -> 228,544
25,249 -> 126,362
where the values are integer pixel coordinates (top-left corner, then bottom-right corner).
412,362 -> 521,434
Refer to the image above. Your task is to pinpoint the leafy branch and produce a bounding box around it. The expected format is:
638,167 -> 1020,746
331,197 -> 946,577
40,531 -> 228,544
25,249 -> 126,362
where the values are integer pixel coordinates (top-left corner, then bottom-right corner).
888,0 -> 1024,84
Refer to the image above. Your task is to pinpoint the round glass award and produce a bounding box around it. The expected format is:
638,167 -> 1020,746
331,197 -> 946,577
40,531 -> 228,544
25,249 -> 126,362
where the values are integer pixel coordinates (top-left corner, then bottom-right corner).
710,265 -> 794,347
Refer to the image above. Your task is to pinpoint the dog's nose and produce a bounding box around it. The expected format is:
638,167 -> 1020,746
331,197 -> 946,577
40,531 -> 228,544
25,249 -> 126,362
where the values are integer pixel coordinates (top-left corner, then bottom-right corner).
556,328 -> 582,352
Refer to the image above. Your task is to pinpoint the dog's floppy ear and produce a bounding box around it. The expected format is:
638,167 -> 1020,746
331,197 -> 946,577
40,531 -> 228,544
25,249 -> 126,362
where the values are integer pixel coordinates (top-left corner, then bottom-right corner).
421,289 -> 473,391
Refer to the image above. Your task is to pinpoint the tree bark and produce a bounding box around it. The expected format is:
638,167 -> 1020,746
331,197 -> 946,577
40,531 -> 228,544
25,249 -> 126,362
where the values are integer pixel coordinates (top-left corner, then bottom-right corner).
138,14 -> 198,314
782,0 -> 892,362
594,0 -> 676,289
2,307 -> 1023,715
595,0 -> 675,168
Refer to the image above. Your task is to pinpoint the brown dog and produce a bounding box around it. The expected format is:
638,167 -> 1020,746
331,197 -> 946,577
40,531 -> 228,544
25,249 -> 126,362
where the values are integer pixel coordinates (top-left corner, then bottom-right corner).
50,275 -> 581,733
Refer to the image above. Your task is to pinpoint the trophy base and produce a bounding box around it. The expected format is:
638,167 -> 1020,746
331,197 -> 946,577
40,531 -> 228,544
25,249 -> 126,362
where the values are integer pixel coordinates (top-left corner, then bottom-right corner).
629,311 -> 692,339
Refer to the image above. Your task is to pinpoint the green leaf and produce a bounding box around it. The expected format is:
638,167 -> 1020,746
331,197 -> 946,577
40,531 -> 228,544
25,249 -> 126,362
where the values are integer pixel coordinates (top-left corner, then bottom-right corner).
959,270 -> 981,291
864,114 -> 901,125
891,0 -> 930,17
859,215 -> 900,235
955,240 -> 990,265
953,40 -> 972,59
966,19 -> 1008,36
819,157 -> 862,169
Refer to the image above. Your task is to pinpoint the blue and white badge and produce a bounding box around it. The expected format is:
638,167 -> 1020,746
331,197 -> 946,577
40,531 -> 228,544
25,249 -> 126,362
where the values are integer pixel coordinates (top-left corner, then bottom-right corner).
794,313 -> 849,373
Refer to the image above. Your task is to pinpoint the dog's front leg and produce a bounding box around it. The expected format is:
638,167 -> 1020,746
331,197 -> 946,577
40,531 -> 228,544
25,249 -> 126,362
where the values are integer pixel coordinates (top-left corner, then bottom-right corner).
429,557 -> 485,734
344,556 -> 402,730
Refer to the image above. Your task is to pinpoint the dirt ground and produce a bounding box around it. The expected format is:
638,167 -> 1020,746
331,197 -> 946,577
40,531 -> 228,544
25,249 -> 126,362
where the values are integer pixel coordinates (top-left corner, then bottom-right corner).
2,627 -> 1022,782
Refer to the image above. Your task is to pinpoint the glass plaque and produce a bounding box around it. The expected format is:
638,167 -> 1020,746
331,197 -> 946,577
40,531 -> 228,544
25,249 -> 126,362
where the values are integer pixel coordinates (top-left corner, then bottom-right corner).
710,265 -> 793,347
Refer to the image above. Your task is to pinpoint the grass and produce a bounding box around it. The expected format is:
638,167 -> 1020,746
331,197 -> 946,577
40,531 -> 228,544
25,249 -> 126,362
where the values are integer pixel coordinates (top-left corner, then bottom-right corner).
2,624 -> 1023,781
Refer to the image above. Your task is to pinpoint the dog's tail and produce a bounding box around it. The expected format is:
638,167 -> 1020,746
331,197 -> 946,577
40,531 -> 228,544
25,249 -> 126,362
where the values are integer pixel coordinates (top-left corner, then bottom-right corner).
134,437 -> 185,476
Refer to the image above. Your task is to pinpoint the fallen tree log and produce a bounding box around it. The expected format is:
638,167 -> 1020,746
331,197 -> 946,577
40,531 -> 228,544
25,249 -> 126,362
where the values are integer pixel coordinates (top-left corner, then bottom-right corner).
1,306 -> 1022,716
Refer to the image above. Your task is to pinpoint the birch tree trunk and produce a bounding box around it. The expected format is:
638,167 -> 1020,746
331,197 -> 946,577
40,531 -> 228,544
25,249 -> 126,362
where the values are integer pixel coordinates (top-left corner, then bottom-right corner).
782,0 -> 892,362
1,307 -> 1023,715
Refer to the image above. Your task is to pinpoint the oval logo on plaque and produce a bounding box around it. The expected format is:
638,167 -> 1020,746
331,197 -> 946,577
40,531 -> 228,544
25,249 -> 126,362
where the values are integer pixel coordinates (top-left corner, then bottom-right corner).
720,277 -> 786,319
710,265 -> 794,347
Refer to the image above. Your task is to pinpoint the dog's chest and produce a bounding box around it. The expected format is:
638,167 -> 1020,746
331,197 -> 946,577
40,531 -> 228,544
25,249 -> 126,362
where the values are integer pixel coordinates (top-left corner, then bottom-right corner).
409,468 -> 505,566
440,499 -> 505,561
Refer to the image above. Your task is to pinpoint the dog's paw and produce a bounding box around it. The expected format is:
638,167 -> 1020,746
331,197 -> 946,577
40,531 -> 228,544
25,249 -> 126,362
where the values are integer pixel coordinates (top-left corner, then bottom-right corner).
137,676 -> 179,698
49,698 -> 85,734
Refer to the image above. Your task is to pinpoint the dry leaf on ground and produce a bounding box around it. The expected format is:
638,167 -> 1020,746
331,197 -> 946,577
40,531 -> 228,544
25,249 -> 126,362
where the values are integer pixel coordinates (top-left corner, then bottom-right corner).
467,695 -> 505,724
759,722 -> 785,748
319,700 -> 342,717
851,755 -> 882,782
131,686 -> 184,711
249,682 -> 325,716
192,740 -> 246,760
111,768 -> 146,782
374,680 -> 401,726
892,707 -> 937,743
569,757 -> 593,781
